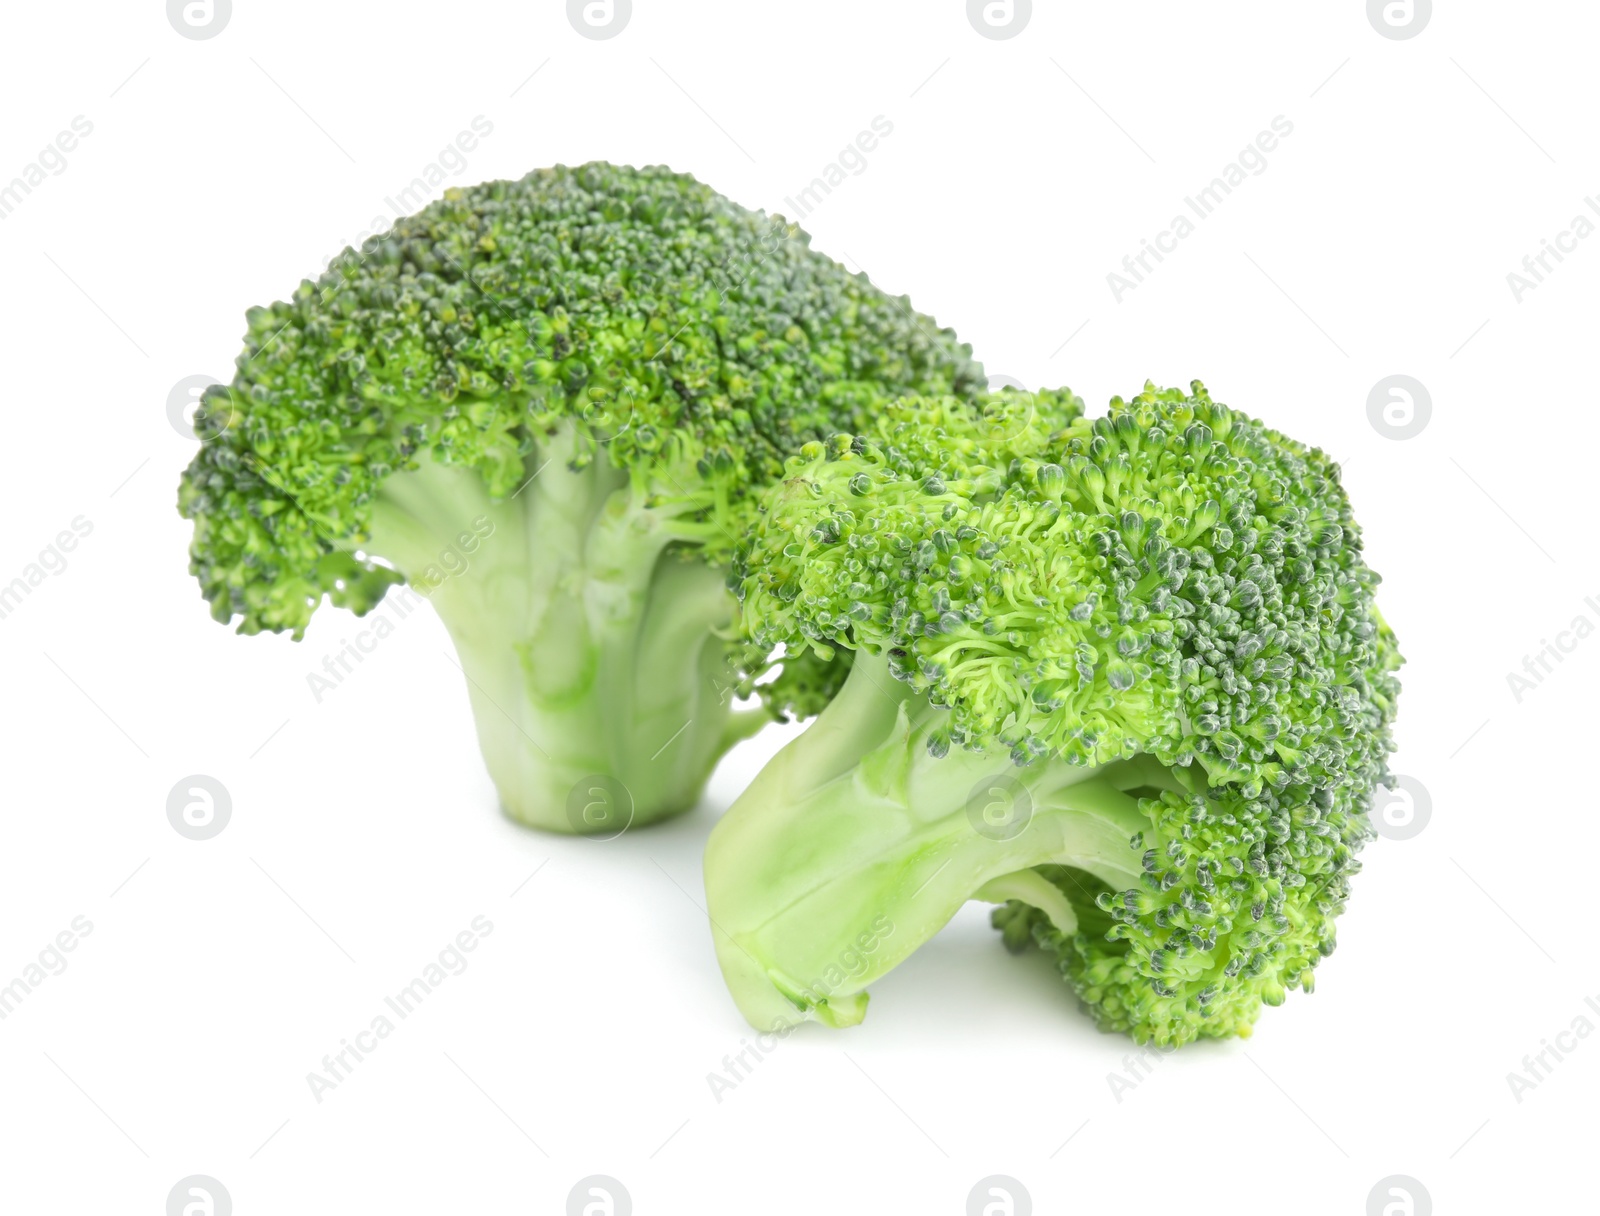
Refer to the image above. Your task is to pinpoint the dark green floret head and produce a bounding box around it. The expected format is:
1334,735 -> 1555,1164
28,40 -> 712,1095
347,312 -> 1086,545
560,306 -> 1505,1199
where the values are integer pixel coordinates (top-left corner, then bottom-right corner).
177,161 -> 982,638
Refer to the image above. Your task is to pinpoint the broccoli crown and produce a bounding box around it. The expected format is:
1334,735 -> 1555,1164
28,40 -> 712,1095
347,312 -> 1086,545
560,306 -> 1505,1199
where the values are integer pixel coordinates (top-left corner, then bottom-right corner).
734,382 -> 1402,1042
178,161 -> 981,636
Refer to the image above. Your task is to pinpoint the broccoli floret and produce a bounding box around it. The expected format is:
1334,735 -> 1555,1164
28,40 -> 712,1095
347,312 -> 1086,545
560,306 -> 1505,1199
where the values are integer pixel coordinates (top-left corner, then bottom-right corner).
177,163 -> 981,832
704,382 -> 1402,1044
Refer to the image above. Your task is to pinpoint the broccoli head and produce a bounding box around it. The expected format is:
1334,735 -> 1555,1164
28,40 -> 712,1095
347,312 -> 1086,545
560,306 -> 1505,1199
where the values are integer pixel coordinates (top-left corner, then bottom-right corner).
703,383 -> 1402,1044
178,162 -> 981,832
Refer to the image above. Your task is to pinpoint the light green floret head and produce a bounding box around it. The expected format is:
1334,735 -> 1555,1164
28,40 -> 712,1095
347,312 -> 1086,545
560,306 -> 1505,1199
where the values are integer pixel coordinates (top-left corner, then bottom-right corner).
706,382 -> 1401,1044
178,162 -> 981,832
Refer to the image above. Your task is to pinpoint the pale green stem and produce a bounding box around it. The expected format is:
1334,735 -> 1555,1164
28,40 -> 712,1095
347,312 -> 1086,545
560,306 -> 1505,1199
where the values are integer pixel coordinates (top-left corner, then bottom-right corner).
365,421 -> 755,833
704,650 -> 1157,1029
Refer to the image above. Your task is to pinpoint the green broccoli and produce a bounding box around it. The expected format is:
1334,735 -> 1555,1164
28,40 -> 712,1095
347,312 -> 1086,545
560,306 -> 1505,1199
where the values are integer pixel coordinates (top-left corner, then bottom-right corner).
177,163 -> 981,832
704,383 -> 1402,1044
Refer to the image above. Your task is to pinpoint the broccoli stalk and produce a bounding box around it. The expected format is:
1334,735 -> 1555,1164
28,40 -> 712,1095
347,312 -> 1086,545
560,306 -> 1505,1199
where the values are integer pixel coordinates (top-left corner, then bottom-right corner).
178,163 -> 982,832
706,385 -> 1402,1044
364,419 -> 767,828
708,648 -> 1163,1030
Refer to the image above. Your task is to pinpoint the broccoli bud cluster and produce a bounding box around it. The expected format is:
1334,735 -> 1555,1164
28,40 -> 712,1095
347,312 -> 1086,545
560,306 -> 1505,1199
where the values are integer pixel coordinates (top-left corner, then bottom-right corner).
726,382 -> 1402,1043
179,162 -> 981,637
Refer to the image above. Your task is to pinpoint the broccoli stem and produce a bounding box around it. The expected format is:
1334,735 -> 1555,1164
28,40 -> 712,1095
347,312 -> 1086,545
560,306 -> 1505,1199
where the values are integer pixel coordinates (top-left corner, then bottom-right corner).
366,421 -> 759,832
704,650 -> 1165,1030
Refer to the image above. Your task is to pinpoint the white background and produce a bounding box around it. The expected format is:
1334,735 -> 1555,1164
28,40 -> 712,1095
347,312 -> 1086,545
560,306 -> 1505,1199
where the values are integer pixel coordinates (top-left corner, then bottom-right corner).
0,2 -> 1593,1213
